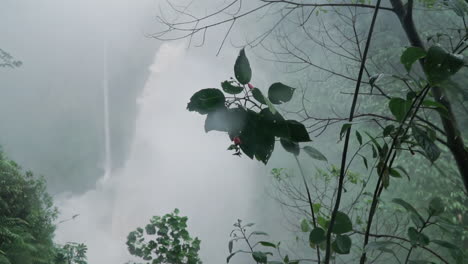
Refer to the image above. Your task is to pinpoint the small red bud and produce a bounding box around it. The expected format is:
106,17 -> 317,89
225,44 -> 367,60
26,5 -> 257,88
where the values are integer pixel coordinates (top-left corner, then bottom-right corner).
247,83 -> 254,90
233,136 -> 242,145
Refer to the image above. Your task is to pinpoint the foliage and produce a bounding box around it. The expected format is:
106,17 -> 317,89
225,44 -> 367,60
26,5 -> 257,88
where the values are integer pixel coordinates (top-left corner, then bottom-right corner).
227,220 -> 300,264
0,49 -> 22,68
54,243 -> 88,264
185,40 -> 466,263
0,150 -> 58,264
187,49 -> 312,164
126,209 -> 202,264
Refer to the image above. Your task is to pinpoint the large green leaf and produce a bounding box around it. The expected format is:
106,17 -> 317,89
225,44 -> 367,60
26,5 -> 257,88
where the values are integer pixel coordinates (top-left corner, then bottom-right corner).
224,109 -> 275,164
309,228 -> 326,244
252,252 -> 267,263
221,81 -> 244,94
268,82 -> 295,104
388,97 -> 412,122
234,49 -> 252,85
280,138 -> 299,156
330,211 -> 353,234
332,234 -> 352,254
237,110 -> 260,159
285,120 -> 311,142
412,125 -> 441,162
187,88 -> 225,114
401,47 -> 427,72
254,130 -> 275,164
303,146 -> 327,162
423,45 -> 464,84
407,227 -> 430,246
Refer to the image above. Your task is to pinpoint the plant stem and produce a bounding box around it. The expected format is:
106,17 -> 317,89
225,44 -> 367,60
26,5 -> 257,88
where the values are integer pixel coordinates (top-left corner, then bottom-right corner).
323,0 -> 383,262
294,155 -> 321,263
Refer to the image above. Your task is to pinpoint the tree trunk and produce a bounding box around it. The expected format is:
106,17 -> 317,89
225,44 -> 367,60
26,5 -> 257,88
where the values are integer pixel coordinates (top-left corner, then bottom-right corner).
390,0 -> 468,192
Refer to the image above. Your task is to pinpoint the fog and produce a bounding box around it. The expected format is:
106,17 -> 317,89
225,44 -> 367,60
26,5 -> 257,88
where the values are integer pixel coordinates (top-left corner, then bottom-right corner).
2,1 -> 285,263
1,0 -> 364,263
0,0 -> 158,192
55,42 -> 265,263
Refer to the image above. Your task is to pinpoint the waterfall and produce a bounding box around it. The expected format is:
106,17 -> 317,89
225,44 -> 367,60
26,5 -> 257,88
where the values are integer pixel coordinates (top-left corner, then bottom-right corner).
102,45 -> 112,183
55,43 -> 260,263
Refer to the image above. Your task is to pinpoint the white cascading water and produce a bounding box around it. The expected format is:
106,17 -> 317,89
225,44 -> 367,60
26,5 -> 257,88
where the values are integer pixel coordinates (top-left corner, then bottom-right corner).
55,42 -> 261,263
101,45 -> 112,183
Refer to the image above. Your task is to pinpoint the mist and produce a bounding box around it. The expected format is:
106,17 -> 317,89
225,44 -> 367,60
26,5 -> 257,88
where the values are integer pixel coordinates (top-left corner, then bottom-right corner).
0,1 -> 324,262
54,42 -> 267,263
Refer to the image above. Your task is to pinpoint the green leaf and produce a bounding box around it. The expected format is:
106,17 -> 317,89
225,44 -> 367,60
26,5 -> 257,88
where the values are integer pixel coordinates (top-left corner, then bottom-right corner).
285,120 -> 311,142
251,88 -> 267,104
228,240 -> 233,253
303,146 -> 327,162
254,127 -> 276,164
340,123 -> 352,141
234,49 -> 252,85
365,241 -> 398,252
408,261 -> 436,264
268,82 -> 295,104
389,168 -> 402,178
221,81 -> 244,94
395,165 -> 411,180
187,88 -> 225,115
253,89 -> 277,115
401,47 -> 427,72
422,100 -> 450,119
317,216 -> 328,229
312,203 -> 321,214
428,197 -> 444,216
332,234 -> 352,254
356,131 -> 362,145
250,231 -> 269,236
259,241 -> 276,248
264,97 -> 278,116
362,156 -> 368,169
423,45 -> 464,84
392,198 -> 425,228
431,240 -> 460,251
280,138 -> 299,156
412,125 -> 441,162
330,211 -> 353,234
309,228 -> 326,244
389,97 -> 412,122
407,227 -> 430,246
252,251 -> 268,263
383,125 -> 395,137
301,219 -> 310,232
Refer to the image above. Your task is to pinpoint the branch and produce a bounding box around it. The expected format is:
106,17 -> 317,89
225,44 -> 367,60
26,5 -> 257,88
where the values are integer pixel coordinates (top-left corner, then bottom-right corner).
323,0 -> 384,262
